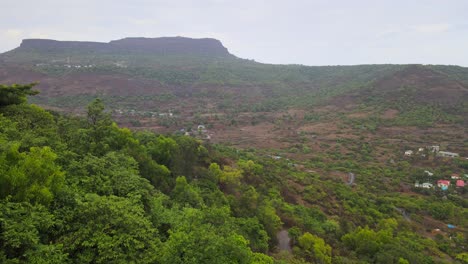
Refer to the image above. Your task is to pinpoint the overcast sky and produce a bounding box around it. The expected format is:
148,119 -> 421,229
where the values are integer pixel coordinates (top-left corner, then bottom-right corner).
1,0 -> 467,66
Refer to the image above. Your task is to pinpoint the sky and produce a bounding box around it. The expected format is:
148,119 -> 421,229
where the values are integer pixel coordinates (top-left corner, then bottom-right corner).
1,0 -> 468,66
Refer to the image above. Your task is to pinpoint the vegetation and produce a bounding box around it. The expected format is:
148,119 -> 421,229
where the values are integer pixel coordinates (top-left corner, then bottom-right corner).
0,84 -> 466,263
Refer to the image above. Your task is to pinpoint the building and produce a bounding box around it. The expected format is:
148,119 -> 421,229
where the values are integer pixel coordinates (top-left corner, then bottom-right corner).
437,151 -> 459,158
427,145 -> 440,152
437,180 -> 450,190
418,148 -> 425,152
456,180 -> 465,188
424,170 -> 434,176
415,182 -> 433,189
404,150 -> 414,156
451,174 -> 460,180
421,183 -> 433,188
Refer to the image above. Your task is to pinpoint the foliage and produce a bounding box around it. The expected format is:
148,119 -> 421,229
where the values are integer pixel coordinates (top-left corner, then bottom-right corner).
0,90 -> 465,263
297,232 -> 332,264
0,83 -> 39,107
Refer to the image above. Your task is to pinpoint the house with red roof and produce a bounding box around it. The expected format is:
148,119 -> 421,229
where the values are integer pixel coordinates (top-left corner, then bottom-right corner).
437,180 -> 450,190
456,180 -> 465,188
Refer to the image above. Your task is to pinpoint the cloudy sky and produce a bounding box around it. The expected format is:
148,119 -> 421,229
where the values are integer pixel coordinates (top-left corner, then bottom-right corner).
2,0 -> 467,66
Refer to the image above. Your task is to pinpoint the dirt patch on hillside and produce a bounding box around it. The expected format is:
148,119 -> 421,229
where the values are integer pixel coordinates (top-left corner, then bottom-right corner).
381,109 -> 399,119
210,123 -> 289,149
348,112 -> 370,118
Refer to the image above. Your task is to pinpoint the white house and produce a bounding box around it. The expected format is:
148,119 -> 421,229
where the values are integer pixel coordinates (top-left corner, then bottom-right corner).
418,148 -> 425,152
422,183 -> 433,188
437,151 -> 459,158
415,182 -> 433,189
427,145 -> 440,153
424,170 -> 434,176
405,150 -> 414,156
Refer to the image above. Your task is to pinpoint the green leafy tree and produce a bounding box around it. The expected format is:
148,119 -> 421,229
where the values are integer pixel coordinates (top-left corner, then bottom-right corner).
61,194 -> 161,264
456,252 -> 468,263
236,217 -> 270,253
86,98 -> 109,126
0,83 -> 38,107
297,232 -> 332,264
342,226 -> 382,256
0,200 -> 68,263
160,207 -> 272,264
0,144 -> 64,205
172,176 -> 203,208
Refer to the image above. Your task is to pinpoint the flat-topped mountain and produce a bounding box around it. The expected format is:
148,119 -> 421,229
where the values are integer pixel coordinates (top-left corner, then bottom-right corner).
3,37 -> 233,62
0,36 -> 467,128
17,37 -> 231,56
109,37 -> 231,56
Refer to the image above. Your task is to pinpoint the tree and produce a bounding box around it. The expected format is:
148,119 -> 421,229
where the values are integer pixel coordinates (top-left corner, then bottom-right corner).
429,202 -> 455,220
455,252 -> 468,263
236,217 -> 270,253
147,135 -> 179,168
0,83 -> 38,107
0,144 -> 64,205
257,200 -> 282,245
66,152 -> 153,202
297,232 -> 332,264
61,194 -> 161,263
86,98 -> 108,126
208,162 -> 223,181
0,200 -> 68,263
160,207 -> 271,264
342,226 -> 381,256
172,176 -> 203,208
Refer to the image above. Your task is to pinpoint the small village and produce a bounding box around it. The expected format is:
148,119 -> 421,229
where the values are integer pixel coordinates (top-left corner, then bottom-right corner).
404,145 -> 466,192
176,124 -> 213,141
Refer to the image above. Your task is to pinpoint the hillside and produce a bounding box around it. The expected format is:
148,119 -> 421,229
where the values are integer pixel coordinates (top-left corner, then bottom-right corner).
0,36 -> 468,263
0,84 -> 467,264
0,39 -> 467,117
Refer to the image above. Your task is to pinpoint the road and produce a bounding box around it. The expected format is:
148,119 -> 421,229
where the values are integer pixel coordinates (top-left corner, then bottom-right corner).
276,230 -> 292,252
348,172 -> 355,185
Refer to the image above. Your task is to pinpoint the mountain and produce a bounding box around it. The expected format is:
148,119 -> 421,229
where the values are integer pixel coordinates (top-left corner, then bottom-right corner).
2,37 -> 233,62
0,37 -> 467,126
1,38 -> 467,263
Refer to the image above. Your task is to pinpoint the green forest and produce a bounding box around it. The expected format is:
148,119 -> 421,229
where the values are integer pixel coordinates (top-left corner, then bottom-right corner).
0,84 -> 467,264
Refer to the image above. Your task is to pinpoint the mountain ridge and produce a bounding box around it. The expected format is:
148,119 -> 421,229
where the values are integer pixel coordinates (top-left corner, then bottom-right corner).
4,36 -> 233,58
0,37 -> 467,126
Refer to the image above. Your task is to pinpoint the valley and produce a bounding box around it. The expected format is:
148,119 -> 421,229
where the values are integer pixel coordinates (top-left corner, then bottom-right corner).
0,37 -> 467,263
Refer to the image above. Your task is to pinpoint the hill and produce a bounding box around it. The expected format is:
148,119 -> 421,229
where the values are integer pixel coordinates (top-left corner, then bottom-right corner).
0,84 -> 466,263
0,38 -> 467,263
0,38 -> 466,114
2,37 -> 233,62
